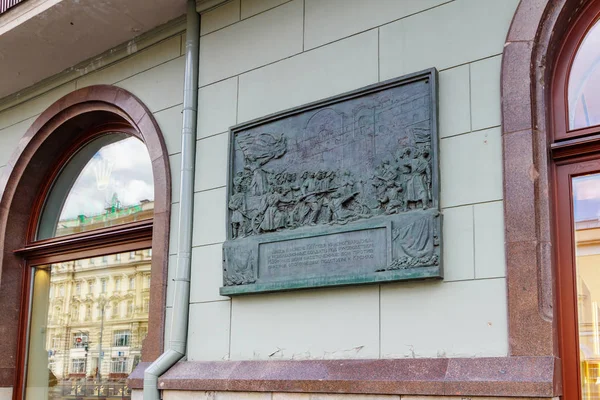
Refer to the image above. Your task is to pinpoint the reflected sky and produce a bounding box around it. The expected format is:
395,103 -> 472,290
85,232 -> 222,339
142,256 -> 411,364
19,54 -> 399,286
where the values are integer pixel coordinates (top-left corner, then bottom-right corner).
59,137 -> 154,221
569,18 -> 600,129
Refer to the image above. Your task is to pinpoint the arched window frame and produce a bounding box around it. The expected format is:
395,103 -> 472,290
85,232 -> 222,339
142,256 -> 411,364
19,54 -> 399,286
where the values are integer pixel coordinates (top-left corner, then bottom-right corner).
548,3 -> 600,399
0,85 -> 171,398
552,1 -> 600,143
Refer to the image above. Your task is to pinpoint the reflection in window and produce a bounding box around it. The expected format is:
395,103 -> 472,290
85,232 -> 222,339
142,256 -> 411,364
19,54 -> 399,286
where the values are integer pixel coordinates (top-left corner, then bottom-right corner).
569,18 -> 600,129
71,359 -> 86,374
37,135 -> 154,239
573,174 -> 600,399
111,358 -> 128,374
71,307 -> 79,321
72,332 -> 88,349
24,250 -> 151,399
113,330 -> 131,347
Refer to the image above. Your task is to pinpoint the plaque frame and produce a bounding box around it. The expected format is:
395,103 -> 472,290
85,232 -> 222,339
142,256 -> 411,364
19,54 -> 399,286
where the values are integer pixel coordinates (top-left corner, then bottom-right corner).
221,68 -> 441,296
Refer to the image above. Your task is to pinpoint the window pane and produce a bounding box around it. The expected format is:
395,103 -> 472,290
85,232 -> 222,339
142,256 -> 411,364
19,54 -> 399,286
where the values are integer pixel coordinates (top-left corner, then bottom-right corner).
573,174 -> 600,400
24,249 -> 151,400
37,135 -> 154,239
569,19 -> 600,130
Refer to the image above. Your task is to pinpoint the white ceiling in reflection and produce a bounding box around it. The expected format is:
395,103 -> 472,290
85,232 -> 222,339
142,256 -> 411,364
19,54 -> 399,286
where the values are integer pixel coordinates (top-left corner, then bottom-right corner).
59,137 -> 154,221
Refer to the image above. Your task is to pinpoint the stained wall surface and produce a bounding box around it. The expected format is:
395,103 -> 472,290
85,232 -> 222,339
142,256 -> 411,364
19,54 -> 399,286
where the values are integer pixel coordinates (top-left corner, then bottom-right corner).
0,0 -> 518,363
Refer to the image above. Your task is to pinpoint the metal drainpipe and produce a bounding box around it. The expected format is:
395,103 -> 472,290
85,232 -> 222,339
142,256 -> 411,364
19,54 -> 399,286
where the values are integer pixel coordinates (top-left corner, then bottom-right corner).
143,1 -> 199,399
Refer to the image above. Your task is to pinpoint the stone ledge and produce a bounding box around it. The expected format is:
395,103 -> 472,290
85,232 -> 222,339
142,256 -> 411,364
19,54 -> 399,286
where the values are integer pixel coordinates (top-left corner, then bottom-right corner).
128,357 -> 560,397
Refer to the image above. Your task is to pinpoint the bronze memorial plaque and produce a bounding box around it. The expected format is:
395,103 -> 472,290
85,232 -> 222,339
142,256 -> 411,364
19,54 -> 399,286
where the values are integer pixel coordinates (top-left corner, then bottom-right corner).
221,69 -> 441,295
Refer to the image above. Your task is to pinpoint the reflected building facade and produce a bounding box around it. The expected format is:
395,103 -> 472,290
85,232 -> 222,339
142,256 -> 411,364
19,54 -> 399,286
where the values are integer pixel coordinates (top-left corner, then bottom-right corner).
46,249 -> 151,382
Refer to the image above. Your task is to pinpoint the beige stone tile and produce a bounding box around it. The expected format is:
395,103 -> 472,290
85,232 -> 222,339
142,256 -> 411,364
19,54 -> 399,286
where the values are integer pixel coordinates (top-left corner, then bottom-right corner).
442,205 -> 474,281
0,82 -> 75,130
163,390 -> 214,400
198,77 -> 238,139
439,65 -> 470,138
201,0 -> 241,36
238,29 -> 378,122
273,394 -> 310,400
216,393 -> 271,400
440,127 -> 503,208
118,56 -> 185,113
311,396 -> 398,400
130,390 -> 142,400
170,152 -> 182,204
199,0 -> 303,86
402,397 -> 547,400
192,187 -> 227,247
195,132 -> 229,192
305,0 -> 447,49
471,55 -> 502,131
241,0 -> 290,19
230,286 -> 379,360
381,278 -> 508,357
474,201 -> 506,279
190,243 -> 229,303
188,301 -> 231,361
154,104 -> 183,155
380,0 -> 519,80
76,36 -> 182,88
0,115 -> 37,166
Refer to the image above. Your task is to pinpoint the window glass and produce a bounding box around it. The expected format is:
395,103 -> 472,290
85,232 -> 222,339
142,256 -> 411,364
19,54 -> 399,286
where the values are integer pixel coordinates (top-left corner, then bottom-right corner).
569,19 -> 600,129
24,249 -> 151,399
573,174 -> 600,399
37,135 -> 154,239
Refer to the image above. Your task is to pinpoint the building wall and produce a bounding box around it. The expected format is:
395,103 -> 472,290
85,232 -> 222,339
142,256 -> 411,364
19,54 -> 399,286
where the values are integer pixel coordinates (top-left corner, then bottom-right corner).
0,0 -> 517,364
188,0 -> 515,361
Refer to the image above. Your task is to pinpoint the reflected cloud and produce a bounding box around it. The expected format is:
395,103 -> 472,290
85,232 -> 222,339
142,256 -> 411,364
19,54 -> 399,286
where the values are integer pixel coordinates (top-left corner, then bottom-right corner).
59,137 -> 154,221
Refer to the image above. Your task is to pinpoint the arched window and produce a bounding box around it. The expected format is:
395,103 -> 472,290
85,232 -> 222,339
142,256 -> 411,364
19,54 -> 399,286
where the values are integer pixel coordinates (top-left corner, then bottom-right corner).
552,3 -> 600,400
0,86 -> 171,400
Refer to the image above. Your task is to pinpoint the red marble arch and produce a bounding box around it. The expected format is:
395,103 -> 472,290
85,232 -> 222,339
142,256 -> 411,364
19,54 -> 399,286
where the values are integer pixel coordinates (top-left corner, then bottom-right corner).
0,85 -> 171,388
501,0 -> 597,359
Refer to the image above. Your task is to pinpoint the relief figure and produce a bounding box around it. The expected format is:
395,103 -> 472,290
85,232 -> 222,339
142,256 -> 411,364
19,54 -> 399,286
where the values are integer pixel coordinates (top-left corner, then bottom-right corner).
379,212 -> 439,271
229,185 -> 247,238
405,148 -> 431,209
224,249 -> 256,286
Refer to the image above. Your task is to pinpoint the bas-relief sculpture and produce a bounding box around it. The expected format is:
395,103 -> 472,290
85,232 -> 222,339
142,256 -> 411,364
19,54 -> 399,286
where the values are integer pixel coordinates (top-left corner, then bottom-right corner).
221,69 -> 442,295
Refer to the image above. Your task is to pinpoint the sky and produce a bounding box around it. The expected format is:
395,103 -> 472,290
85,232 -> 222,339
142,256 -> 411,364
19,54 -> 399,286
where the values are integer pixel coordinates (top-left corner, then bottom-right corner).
58,137 -> 154,221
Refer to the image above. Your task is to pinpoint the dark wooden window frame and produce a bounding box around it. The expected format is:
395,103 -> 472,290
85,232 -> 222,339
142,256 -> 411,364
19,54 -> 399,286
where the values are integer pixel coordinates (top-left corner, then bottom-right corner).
501,1 -> 600,400
549,2 -> 600,399
0,85 -> 171,397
